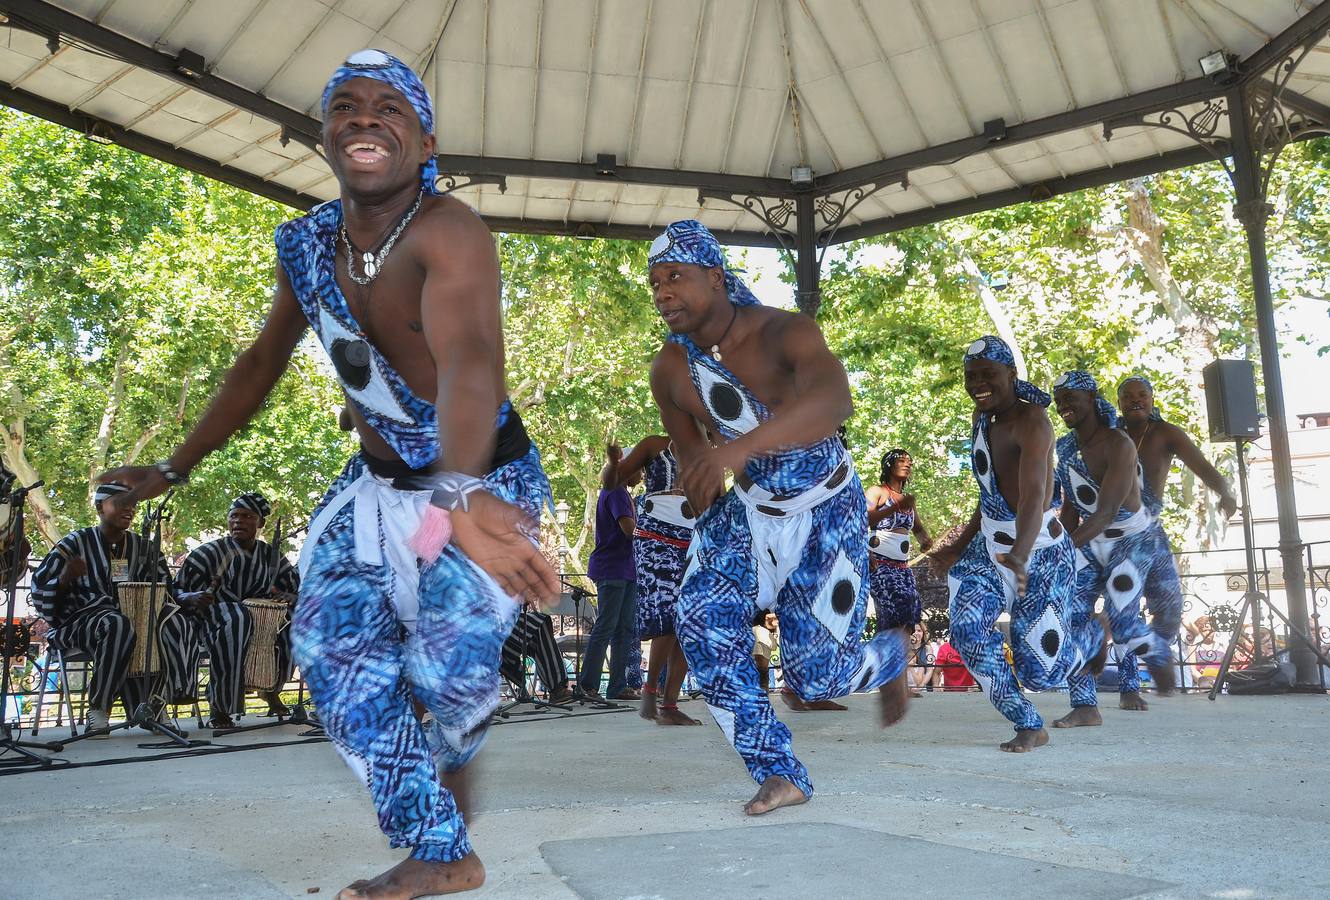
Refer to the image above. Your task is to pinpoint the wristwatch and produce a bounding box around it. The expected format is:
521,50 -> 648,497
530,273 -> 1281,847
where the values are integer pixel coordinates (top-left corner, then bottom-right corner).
154,460 -> 189,485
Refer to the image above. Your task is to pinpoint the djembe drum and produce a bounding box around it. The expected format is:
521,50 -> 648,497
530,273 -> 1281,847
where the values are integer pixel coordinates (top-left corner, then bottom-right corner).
242,599 -> 289,692
116,582 -> 178,676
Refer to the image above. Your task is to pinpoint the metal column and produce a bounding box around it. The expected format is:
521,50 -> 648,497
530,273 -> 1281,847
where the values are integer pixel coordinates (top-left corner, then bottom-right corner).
794,193 -> 821,317
1225,87 -> 1316,685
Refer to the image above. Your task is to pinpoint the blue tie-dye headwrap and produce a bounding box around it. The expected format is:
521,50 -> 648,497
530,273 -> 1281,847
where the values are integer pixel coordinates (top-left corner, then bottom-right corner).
647,220 -> 761,307
322,49 -> 439,194
962,335 -> 1050,408
1053,370 -> 1118,428
1117,375 -> 1163,421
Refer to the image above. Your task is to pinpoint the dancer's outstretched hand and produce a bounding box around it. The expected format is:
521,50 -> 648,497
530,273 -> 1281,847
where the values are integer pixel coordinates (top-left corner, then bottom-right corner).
95,465 -> 170,514
996,552 -> 1029,597
451,492 -> 559,608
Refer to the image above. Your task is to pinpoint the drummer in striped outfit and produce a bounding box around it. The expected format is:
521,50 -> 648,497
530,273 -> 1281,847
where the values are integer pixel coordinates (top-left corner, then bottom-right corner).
176,492 -> 299,728
30,482 -> 196,736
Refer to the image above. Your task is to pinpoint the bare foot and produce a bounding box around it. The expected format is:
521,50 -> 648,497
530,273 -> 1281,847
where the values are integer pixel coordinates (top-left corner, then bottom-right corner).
655,706 -> 702,726
1119,691 -> 1150,711
779,692 -> 847,712
639,691 -> 658,721
999,728 -> 1050,752
743,776 -> 808,816
439,765 -> 475,825
878,672 -> 909,727
1052,706 -> 1102,728
1147,663 -> 1176,696
337,854 -> 485,898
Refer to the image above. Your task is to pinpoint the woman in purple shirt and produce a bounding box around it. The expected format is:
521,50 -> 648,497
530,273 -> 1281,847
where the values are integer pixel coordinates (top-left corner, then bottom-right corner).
578,445 -> 642,700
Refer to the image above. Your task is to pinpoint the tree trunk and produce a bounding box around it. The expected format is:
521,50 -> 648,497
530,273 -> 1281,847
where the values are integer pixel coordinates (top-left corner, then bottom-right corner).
0,417 -> 60,548
958,251 -> 1027,378
1120,178 -> 1226,550
87,350 -> 127,501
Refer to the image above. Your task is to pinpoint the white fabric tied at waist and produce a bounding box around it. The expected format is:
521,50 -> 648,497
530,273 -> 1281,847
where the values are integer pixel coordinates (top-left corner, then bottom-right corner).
734,446 -> 854,518
1085,504 -> 1154,569
640,492 -> 697,531
299,469 -> 503,634
869,528 -> 912,561
979,508 -> 1066,609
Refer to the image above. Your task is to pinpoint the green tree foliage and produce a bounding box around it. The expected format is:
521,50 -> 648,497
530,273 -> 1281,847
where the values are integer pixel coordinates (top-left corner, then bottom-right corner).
822,143 -> 1330,544
3,105 -> 1326,562
0,108 -> 353,550
500,233 -> 665,565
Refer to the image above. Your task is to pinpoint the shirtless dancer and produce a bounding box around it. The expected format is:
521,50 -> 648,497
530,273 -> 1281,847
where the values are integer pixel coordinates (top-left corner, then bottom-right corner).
1115,375 -> 1231,709
1049,372 -> 1179,729
647,219 -> 908,816
929,337 -> 1099,752
98,50 -> 556,898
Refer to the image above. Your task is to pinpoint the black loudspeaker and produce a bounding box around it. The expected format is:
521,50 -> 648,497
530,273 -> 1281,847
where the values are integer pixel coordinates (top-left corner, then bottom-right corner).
1202,359 -> 1260,441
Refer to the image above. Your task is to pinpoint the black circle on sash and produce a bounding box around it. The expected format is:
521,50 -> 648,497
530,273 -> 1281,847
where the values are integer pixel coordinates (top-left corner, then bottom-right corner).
709,382 -> 744,421
331,338 -> 372,390
831,579 -> 855,615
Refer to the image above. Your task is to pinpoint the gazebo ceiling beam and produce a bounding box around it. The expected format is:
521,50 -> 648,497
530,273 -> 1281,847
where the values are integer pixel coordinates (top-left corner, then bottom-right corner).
828,143 -> 1219,244
0,0 -> 797,199
5,0 -> 1330,241
811,77 -> 1224,195
1236,0 -> 1330,79
0,80 -> 321,211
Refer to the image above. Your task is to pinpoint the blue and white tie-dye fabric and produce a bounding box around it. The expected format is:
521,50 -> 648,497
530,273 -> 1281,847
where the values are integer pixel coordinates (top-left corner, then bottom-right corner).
633,449 -> 696,639
650,219 -> 903,795
1054,431 -> 1178,708
293,445 -> 550,864
670,342 -> 903,799
868,504 -> 921,630
947,409 -> 1093,733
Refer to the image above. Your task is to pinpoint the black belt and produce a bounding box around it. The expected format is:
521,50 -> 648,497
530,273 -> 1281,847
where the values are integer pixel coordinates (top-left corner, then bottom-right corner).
360,408 -> 532,487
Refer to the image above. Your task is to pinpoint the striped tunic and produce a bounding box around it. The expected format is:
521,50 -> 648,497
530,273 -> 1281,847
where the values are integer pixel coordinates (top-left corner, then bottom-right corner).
176,536 -> 298,602
32,527 -> 175,627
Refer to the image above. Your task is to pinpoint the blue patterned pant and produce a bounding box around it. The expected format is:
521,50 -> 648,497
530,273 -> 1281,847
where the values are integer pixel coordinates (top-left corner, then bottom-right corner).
1068,522 -> 1182,707
677,477 -> 905,799
293,449 -> 549,863
869,561 -> 921,631
947,525 -> 1094,732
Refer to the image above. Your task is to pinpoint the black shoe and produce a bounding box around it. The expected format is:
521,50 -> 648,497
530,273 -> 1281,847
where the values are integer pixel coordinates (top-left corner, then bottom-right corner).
208,714 -> 236,729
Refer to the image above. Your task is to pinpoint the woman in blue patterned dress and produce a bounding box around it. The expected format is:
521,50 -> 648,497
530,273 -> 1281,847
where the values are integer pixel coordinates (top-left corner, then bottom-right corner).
617,436 -> 702,725
864,450 -> 934,654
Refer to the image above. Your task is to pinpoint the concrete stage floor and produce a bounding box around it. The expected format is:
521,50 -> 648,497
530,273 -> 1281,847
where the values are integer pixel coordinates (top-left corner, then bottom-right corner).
2,689 -> 1326,899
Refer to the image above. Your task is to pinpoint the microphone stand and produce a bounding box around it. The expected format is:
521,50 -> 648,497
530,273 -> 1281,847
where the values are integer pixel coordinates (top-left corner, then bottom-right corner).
561,578 -> 621,710
0,481 -> 63,768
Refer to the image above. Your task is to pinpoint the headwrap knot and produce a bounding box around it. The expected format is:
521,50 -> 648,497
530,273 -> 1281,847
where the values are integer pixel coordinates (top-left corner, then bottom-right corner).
231,492 -> 271,519
647,220 -> 761,308
962,336 -> 1050,408
1118,375 -> 1164,422
1053,370 -> 1118,428
322,49 -> 439,194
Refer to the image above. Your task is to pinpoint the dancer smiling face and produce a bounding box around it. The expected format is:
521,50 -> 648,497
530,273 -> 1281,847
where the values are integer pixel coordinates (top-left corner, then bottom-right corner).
964,356 -> 1018,415
322,76 -> 436,205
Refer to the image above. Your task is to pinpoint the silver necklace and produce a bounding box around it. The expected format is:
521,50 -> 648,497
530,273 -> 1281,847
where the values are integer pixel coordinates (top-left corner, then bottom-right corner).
341,189 -> 424,285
